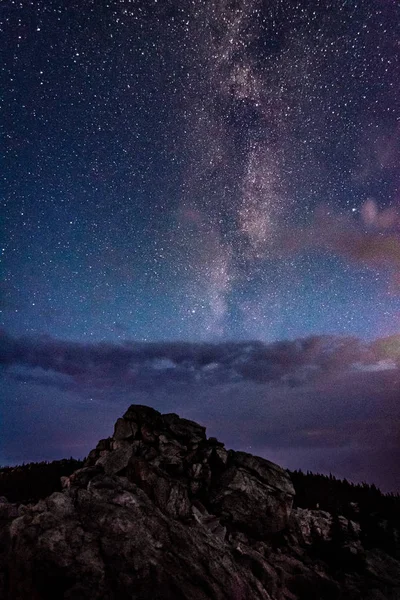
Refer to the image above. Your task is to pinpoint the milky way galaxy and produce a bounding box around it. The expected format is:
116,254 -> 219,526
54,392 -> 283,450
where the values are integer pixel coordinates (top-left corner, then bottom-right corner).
2,0 -> 399,341
177,0 -> 400,339
1,0 -> 400,488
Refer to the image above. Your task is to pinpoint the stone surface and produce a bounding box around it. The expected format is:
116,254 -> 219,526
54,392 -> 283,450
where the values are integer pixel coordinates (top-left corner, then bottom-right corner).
0,404 -> 399,600
208,451 -> 295,537
113,417 -> 138,440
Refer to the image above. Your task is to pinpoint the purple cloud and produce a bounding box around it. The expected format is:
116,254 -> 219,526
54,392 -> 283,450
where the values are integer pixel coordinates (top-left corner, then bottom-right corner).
1,330 -> 400,492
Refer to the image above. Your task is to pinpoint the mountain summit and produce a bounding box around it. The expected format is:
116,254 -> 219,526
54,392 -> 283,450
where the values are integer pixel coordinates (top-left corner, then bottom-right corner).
0,404 -> 399,599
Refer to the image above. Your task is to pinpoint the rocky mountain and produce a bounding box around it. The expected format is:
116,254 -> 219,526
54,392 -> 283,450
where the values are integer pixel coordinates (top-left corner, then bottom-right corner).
0,404 -> 399,599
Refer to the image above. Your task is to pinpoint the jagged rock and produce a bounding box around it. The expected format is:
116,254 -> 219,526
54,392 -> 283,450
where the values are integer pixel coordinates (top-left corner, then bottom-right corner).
113,416 -> 138,440
163,412 -> 206,443
96,445 -> 134,475
209,452 -> 294,537
291,508 -> 333,545
232,451 -> 295,497
5,474 -> 269,600
0,404 -> 400,600
127,457 -> 191,519
210,465 -> 292,537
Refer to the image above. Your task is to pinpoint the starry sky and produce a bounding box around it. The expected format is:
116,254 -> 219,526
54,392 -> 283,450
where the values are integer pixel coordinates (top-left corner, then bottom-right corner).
1,0 -> 400,491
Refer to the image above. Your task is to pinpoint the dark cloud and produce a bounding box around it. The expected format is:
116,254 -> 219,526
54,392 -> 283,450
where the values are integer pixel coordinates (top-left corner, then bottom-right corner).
1,330 -> 400,491
1,330 -> 396,387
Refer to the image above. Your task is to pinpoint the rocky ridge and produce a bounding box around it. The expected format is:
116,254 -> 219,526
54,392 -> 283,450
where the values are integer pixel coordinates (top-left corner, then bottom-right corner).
0,404 -> 399,599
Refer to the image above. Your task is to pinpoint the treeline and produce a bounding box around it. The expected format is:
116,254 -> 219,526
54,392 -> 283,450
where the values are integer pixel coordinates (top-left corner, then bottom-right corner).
0,458 -> 84,504
289,469 -> 400,557
290,469 -> 400,518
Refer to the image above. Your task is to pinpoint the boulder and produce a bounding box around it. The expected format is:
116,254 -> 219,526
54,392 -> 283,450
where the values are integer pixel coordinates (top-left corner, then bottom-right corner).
208,451 -> 294,537
209,465 -> 293,537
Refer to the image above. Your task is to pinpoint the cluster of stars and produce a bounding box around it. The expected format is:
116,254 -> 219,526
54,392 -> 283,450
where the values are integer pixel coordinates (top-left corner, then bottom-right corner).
1,0 -> 399,341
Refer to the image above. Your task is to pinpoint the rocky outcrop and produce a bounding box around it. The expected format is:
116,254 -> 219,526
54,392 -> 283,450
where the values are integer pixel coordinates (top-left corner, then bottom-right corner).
85,404 -> 295,536
0,404 -> 399,599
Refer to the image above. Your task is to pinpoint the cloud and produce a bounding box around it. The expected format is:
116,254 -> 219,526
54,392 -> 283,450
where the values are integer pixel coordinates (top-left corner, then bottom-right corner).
1,330 -> 400,491
2,330 -> 398,389
282,204 -> 400,273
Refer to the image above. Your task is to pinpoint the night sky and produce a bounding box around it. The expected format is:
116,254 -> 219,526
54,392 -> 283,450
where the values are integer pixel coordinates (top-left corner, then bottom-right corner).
1,0 -> 400,491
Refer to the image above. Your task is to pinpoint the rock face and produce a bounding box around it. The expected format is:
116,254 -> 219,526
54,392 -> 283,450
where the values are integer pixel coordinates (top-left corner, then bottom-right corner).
85,404 -> 295,536
0,404 -> 399,599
